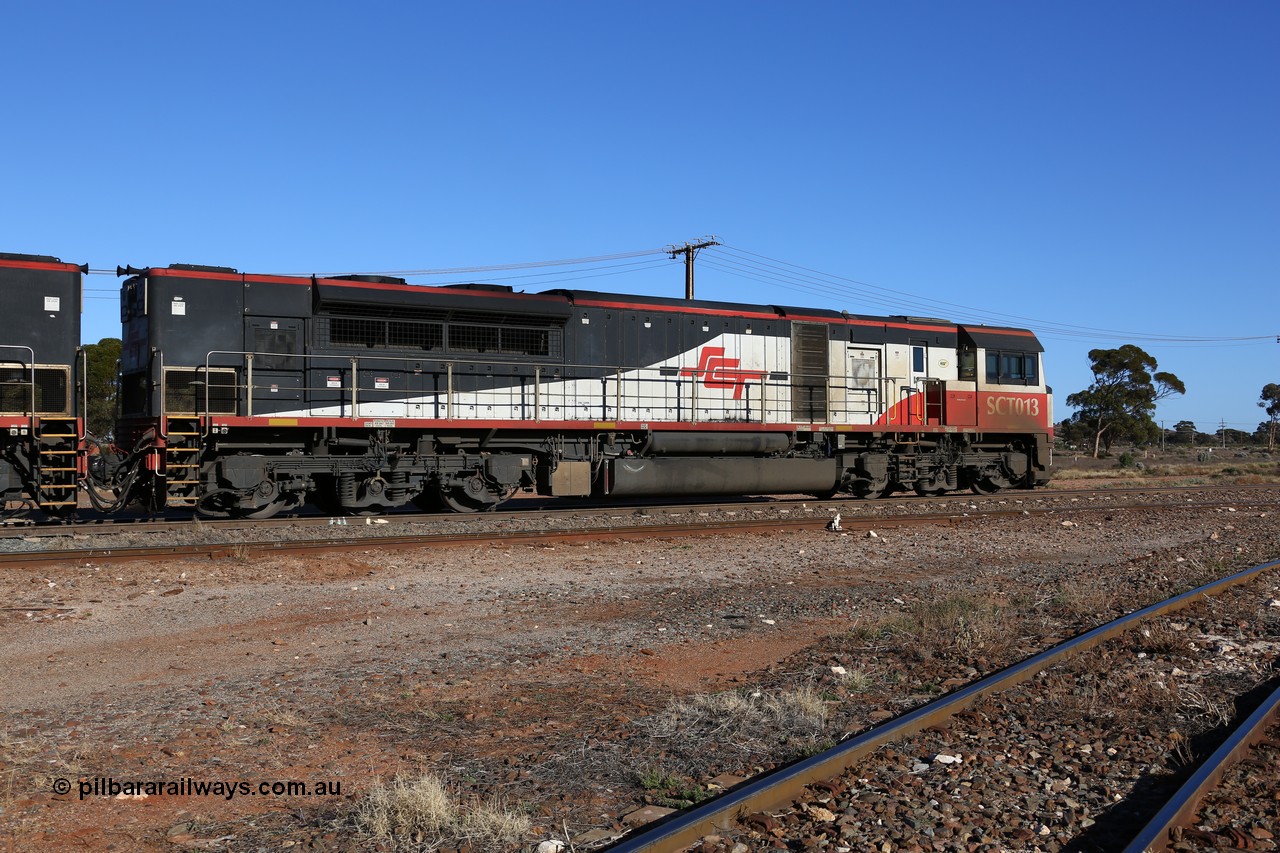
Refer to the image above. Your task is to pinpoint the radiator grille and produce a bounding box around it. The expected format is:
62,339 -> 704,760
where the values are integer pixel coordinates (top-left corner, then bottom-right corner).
164,368 -> 238,415
0,366 -> 70,415
791,323 -> 829,421
319,316 -> 559,358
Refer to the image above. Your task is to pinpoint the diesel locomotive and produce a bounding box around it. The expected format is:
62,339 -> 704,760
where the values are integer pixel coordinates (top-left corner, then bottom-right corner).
1,253 -> 1053,518
0,253 -> 86,516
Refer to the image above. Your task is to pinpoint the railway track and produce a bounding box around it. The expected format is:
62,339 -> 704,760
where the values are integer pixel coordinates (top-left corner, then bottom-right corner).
2,487 -> 1278,565
0,509 -> 949,565
3,482 -> 1277,539
604,558 -> 1280,852
1127,683 -> 1280,851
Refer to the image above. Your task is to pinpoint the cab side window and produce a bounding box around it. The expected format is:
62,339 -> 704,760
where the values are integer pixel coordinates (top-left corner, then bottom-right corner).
985,350 -> 1038,385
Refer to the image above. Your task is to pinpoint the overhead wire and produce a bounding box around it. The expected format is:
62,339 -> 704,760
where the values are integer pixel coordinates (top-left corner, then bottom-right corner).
713,243 -> 1276,346
81,242 -> 1278,348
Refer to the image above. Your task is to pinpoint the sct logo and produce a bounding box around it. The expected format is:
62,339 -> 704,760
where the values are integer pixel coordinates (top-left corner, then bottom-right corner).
679,347 -> 765,400
986,396 -> 1041,416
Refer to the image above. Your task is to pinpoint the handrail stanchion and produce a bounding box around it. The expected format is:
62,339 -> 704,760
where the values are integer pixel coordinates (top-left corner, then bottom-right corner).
245,353 -> 253,418
350,357 -> 358,419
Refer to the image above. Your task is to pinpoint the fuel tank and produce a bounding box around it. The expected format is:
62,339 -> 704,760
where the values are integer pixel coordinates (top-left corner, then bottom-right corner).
607,457 -> 838,497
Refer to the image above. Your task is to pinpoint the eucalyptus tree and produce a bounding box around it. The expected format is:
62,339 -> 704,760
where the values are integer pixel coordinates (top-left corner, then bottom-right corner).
1066,345 -> 1185,458
1260,383 -> 1280,450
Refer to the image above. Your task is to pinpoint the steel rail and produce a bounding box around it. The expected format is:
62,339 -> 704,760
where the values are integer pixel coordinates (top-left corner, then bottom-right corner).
0,513 -> 959,566
3,482 -> 1277,537
1122,681 -> 1280,853
602,558 -> 1280,853
1,492 -> 1273,565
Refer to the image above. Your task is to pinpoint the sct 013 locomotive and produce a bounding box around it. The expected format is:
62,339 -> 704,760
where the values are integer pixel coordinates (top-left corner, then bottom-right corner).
0,251 -> 1053,518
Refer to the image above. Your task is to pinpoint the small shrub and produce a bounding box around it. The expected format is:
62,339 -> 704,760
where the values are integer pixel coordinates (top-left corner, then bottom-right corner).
835,668 -> 875,693
644,685 -> 829,765
1054,577 -> 1120,618
355,771 -> 530,849
634,766 -> 709,808
881,596 -> 1012,661
356,773 -> 456,841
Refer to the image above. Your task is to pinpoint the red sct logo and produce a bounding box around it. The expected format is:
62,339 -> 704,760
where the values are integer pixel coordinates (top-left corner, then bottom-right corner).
679,347 -> 766,400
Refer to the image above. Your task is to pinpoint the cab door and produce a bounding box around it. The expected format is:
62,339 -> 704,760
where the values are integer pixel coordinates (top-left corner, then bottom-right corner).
846,347 -> 882,424
907,338 -> 929,424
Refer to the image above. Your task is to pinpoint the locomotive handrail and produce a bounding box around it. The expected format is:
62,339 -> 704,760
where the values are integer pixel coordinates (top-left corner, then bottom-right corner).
0,345 -> 37,418
78,347 -> 88,440
196,348 -> 925,428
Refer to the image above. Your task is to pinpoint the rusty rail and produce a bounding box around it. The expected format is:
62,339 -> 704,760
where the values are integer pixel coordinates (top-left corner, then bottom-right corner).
0,513 -> 958,566
1123,681 -> 1280,853
603,558 -> 1280,853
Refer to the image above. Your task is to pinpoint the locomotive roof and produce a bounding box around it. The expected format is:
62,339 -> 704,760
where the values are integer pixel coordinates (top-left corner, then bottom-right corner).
543,288 -> 1041,346
0,252 -> 87,273
124,266 -> 1040,348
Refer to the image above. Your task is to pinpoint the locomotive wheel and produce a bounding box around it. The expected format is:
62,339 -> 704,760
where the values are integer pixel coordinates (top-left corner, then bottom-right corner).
410,490 -> 445,513
311,478 -> 389,516
437,475 -> 510,513
969,473 -> 1012,495
198,489 -> 301,519
438,485 -> 497,513
238,494 -> 302,519
853,481 -> 891,499
914,480 -> 947,497
2,502 -> 34,522
196,489 -> 240,518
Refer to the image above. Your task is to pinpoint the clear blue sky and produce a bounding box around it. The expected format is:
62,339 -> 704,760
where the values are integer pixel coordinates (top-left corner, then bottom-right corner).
5,2 -> 1277,436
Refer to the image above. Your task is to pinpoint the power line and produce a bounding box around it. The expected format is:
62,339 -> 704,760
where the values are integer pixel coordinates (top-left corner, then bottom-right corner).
87,247 -> 672,279
78,241 -> 1280,350
711,243 -> 1278,346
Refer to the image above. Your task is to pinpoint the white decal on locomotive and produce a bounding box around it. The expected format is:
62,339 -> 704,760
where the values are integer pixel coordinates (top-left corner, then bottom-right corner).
985,396 -> 1041,417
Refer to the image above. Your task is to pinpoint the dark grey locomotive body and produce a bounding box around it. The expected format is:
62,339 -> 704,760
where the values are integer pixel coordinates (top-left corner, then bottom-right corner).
112,262 -> 1052,517
0,253 -> 85,513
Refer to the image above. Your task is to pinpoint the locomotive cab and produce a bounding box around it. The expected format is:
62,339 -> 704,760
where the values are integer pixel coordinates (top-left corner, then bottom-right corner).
0,252 -> 86,515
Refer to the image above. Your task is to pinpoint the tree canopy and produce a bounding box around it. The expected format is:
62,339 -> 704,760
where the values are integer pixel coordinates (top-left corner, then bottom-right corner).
1171,420 -> 1197,445
82,338 -> 122,438
1260,383 -> 1280,450
1065,345 -> 1185,458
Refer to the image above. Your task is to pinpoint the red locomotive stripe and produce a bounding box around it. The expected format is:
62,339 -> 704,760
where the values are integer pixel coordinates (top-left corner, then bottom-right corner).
143,268 -> 303,285
565,296 -> 955,332
142,268 -> 243,282
546,296 -> 1040,338
311,276 -> 573,303
200,415 -> 1039,436
0,259 -> 84,273
138,266 -> 1037,338
141,268 -> 575,304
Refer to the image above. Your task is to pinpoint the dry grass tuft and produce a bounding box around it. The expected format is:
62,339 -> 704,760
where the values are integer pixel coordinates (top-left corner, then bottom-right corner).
355,771 -> 530,850
642,685 -> 830,773
649,685 -> 828,738
876,595 -> 1012,662
1134,622 -> 1194,657
834,667 -> 876,693
1051,456 -> 1280,487
1054,576 -> 1121,619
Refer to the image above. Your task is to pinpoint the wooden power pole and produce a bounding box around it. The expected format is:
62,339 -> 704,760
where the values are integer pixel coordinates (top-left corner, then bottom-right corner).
668,237 -> 719,300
